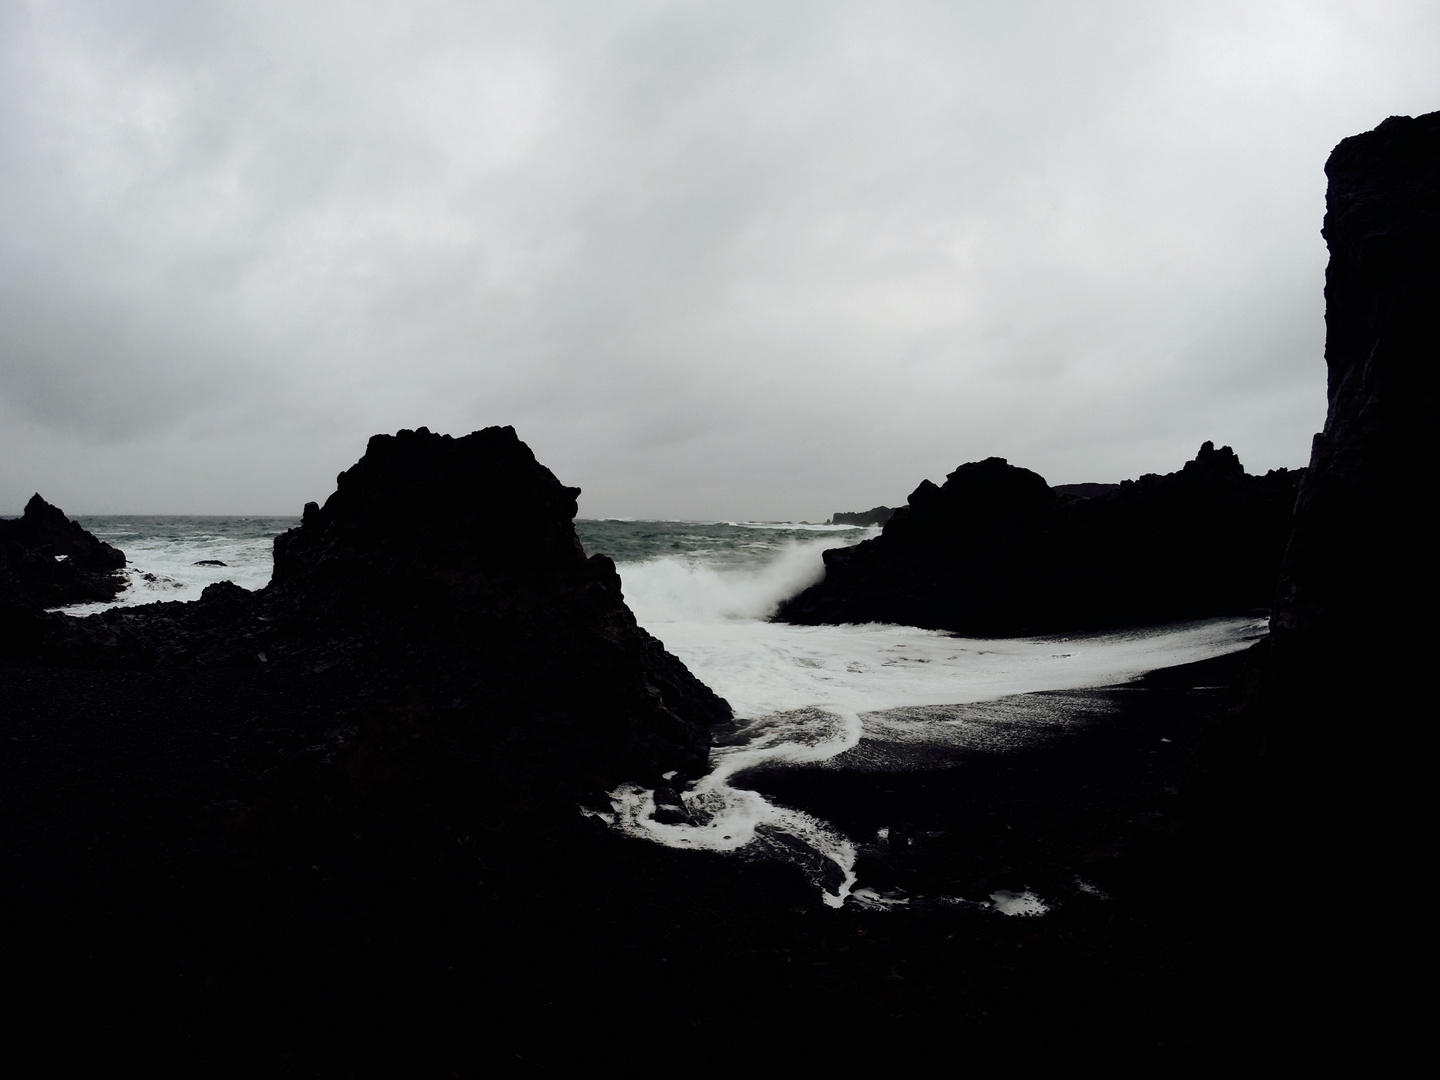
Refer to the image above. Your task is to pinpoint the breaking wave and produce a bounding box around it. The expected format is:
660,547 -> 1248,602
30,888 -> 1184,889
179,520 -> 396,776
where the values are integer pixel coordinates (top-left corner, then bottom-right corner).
605,534 -> 1265,908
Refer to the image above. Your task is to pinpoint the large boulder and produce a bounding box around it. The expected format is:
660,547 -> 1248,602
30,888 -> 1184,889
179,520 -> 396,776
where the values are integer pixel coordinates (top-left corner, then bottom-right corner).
778,445 -> 1301,635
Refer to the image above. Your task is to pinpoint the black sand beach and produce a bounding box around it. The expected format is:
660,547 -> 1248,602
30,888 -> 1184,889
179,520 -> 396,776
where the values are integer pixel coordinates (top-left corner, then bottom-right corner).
0,647 -> 1283,1074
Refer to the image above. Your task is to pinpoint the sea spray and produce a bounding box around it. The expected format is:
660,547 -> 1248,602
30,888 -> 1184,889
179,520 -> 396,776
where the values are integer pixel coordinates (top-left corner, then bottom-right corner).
614,533 -> 859,622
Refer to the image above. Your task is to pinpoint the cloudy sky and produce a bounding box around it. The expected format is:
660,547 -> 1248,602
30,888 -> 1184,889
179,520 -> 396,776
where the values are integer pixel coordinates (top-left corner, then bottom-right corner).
2,1 -> 1436,518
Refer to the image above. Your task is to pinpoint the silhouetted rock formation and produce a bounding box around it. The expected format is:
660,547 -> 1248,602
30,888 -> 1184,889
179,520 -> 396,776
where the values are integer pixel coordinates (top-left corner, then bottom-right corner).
829,506 -> 895,527
778,444 -> 1300,635
1156,112 -> 1439,872
5,427 -> 730,814
0,494 -> 125,609
257,425 -> 730,807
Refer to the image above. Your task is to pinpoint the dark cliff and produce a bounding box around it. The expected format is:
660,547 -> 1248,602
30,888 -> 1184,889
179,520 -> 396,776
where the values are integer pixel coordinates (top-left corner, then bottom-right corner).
778,444 -> 1301,635
1164,112 -> 1439,866
1278,111 -> 1439,641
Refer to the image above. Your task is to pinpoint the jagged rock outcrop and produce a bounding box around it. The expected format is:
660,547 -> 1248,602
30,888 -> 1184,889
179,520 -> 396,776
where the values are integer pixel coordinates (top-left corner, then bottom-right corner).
779,443 -> 1301,635
5,427 -> 731,813
0,494 -> 125,608
829,506 -> 894,527
255,425 -> 731,804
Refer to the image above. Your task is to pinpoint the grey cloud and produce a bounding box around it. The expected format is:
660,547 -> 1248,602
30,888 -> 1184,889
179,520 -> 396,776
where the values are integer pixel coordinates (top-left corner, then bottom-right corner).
2,1 -> 1438,516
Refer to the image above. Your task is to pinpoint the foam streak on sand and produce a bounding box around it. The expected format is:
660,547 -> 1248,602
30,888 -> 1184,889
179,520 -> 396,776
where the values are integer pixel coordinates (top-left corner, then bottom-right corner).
610,707 -> 863,908
607,538 -> 1268,907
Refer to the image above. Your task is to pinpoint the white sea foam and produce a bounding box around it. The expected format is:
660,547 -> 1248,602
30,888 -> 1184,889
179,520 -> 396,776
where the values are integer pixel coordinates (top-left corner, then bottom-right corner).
620,542 -> 1265,720
988,889 -> 1049,917
53,518 -> 288,615
617,535 -> 850,623
609,538 -> 1267,907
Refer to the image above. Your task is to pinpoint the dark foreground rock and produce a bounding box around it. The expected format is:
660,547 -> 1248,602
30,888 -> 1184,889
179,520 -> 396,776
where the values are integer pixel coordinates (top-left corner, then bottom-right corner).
0,493 -> 125,608
0,651 -> 1274,1074
3,426 -> 731,820
780,442 -> 1300,634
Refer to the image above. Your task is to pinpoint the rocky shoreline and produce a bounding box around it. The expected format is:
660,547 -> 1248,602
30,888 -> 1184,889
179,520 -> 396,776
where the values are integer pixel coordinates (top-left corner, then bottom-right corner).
3,427 -> 730,824
0,439 -> 1283,1072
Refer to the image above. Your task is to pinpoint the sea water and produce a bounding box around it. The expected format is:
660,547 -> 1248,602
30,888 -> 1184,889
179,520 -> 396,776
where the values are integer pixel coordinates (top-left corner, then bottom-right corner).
64,515 -> 298,615
60,516 -> 1265,908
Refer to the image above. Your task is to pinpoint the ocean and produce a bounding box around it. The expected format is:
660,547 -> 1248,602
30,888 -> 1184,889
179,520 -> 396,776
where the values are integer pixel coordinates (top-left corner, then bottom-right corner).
66,515 -> 1266,908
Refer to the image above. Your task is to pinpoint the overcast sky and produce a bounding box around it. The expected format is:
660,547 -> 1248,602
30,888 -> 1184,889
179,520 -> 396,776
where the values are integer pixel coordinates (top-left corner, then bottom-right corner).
2,1 -> 1436,518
